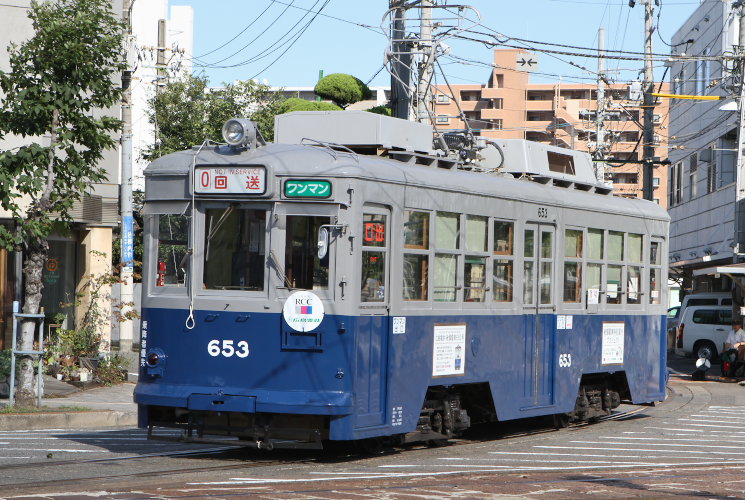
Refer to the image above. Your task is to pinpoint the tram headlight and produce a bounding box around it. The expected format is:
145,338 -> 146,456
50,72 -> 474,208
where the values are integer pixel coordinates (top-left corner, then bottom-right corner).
222,118 -> 256,148
147,352 -> 160,366
145,348 -> 166,377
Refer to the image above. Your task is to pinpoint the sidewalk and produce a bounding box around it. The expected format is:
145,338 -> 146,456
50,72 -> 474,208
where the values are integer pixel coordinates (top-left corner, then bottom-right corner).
0,375 -> 138,431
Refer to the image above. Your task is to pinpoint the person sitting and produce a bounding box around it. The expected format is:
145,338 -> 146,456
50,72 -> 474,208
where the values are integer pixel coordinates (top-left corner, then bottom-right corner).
722,319 -> 745,376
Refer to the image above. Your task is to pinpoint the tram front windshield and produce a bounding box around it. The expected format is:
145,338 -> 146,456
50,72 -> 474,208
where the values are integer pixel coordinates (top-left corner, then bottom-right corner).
204,206 -> 266,290
200,205 -> 329,292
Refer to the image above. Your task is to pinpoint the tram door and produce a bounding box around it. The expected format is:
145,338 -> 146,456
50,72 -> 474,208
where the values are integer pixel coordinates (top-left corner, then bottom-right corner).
355,207 -> 390,428
522,223 -> 556,407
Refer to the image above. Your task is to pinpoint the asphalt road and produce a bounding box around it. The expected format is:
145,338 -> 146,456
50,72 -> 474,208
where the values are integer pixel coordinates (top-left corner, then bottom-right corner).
2,363 -> 745,499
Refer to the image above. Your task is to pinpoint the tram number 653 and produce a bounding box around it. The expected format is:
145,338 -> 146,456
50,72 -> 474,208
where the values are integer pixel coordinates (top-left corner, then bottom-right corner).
208,339 -> 250,358
538,207 -> 548,218
558,353 -> 572,368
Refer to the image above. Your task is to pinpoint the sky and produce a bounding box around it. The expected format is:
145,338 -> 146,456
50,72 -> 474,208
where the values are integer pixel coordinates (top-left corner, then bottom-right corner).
172,0 -> 704,89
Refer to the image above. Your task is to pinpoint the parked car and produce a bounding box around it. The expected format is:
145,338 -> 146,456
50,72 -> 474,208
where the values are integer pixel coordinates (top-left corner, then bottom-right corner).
677,305 -> 733,361
667,306 -> 681,352
679,292 -> 732,311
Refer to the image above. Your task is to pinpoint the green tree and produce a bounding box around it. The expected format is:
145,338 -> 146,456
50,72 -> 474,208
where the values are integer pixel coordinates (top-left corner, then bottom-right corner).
279,97 -> 342,114
143,75 -> 285,161
366,105 -> 392,116
0,0 -> 125,407
314,73 -> 372,108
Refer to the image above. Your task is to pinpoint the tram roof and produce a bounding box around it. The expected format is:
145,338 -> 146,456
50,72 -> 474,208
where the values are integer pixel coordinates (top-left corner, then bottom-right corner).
145,142 -> 669,223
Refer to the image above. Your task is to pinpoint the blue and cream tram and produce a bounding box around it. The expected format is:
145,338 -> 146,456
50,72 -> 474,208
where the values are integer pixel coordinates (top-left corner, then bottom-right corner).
134,112 -> 669,448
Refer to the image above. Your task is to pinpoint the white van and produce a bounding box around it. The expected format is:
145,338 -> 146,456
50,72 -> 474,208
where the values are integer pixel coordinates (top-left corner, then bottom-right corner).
677,305 -> 733,360
679,292 -> 732,311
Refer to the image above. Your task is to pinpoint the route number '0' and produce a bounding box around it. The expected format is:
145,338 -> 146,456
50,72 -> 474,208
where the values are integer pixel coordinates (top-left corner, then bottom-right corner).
558,353 -> 572,367
208,339 -> 249,358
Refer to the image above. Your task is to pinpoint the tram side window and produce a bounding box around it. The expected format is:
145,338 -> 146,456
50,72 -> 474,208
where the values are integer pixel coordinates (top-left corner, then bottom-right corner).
493,220 -> 514,302
586,228 -> 604,305
608,231 -> 624,261
523,229 -> 535,304
628,233 -> 643,263
203,207 -> 266,291
403,254 -> 428,300
434,212 -> 459,302
586,263 -> 602,303
563,229 -> 583,302
649,241 -> 662,304
156,214 -> 190,287
434,254 -> 457,302
285,216 -> 329,290
404,210 -> 430,249
403,210 -> 430,301
626,233 -> 643,305
464,216 -> 487,302
588,228 -> 604,259
607,265 -> 622,304
627,266 -> 641,304
361,213 -> 386,302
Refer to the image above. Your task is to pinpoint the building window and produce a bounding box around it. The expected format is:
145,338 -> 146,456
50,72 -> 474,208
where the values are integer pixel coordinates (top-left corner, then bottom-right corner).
494,98 -> 504,109
436,94 -> 450,104
708,161 -> 717,193
653,176 -> 660,187
689,153 -> 697,200
460,91 -> 480,101
436,115 -> 449,124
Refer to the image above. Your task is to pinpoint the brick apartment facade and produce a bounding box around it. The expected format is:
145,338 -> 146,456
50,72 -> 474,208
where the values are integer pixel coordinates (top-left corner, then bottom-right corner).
433,49 -> 670,207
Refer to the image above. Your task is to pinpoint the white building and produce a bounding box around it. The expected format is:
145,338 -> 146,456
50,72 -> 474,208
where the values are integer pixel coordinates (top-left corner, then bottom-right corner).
667,0 -> 743,297
130,1 -> 193,190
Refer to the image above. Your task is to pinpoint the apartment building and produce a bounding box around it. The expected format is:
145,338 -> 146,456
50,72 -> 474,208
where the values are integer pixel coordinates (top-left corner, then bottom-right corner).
433,48 -> 670,207
665,0 -> 743,297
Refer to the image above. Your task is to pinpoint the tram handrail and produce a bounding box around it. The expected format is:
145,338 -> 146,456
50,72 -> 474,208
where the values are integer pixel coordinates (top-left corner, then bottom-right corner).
301,138 -> 359,162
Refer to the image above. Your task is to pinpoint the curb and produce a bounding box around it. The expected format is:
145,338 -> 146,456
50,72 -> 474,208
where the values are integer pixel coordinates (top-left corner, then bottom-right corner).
0,410 -> 137,431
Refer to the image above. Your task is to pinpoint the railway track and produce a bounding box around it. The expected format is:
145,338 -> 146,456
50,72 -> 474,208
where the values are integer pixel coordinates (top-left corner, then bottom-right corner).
0,406 -> 652,496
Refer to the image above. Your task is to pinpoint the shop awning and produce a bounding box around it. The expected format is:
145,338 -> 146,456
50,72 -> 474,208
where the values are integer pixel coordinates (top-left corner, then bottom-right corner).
693,264 -> 745,277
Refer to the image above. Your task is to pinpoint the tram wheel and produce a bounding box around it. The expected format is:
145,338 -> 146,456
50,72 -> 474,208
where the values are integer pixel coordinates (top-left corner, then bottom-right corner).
357,437 -> 384,455
552,413 -> 571,429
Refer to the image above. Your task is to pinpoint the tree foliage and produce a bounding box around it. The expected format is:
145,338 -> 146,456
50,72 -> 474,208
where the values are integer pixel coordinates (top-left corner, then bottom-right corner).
143,75 -> 285,160
314,73 -> 372,108
0,0 -> 125,249
279,97 -> 342,114
0,0 -> 125,407
366,105 -> 392,116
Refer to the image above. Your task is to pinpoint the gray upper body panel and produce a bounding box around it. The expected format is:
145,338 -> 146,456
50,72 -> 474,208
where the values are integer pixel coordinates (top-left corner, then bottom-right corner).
144,142 -> 668,225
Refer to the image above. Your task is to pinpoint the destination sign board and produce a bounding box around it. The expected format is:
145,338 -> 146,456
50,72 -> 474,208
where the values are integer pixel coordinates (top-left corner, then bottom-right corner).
194,166 -> 266,194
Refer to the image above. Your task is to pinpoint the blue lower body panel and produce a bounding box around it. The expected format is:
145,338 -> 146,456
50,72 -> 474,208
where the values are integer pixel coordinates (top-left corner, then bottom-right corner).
135,307 -> 665,442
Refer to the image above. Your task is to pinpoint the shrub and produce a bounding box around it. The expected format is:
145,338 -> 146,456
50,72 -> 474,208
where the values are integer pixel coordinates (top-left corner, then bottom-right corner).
279,97 -> 341,114
96,354 -> 128,386
366,105 -> 392,116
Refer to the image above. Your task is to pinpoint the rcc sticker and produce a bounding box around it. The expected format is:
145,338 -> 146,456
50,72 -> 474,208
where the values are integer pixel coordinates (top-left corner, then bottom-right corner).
283,291 -> 325,332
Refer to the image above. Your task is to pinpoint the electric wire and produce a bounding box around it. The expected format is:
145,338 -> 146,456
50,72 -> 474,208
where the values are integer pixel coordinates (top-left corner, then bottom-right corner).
194,1 -> 276,59
248,0 -> 332,79
200,0 -> 300,67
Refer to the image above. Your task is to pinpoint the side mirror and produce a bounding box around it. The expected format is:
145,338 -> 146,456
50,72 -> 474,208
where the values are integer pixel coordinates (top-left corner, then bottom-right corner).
318,227 -> 329,259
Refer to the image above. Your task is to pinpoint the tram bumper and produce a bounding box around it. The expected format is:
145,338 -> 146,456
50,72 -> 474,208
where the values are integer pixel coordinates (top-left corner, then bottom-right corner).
134,383 -> 354,415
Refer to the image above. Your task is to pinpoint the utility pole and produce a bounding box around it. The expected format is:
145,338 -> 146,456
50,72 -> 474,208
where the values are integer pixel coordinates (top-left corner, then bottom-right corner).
389,0 -> 411,120
119,0 -> 134,353
734,2 -> 745,257
642,0 -> 656,201
156,19 -> 167,91
595,28 -> 607,183
416,0 -> 434,123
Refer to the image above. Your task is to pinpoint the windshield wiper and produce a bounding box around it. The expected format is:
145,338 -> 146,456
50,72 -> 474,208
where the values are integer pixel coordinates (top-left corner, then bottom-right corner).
268,250 -> 293,290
